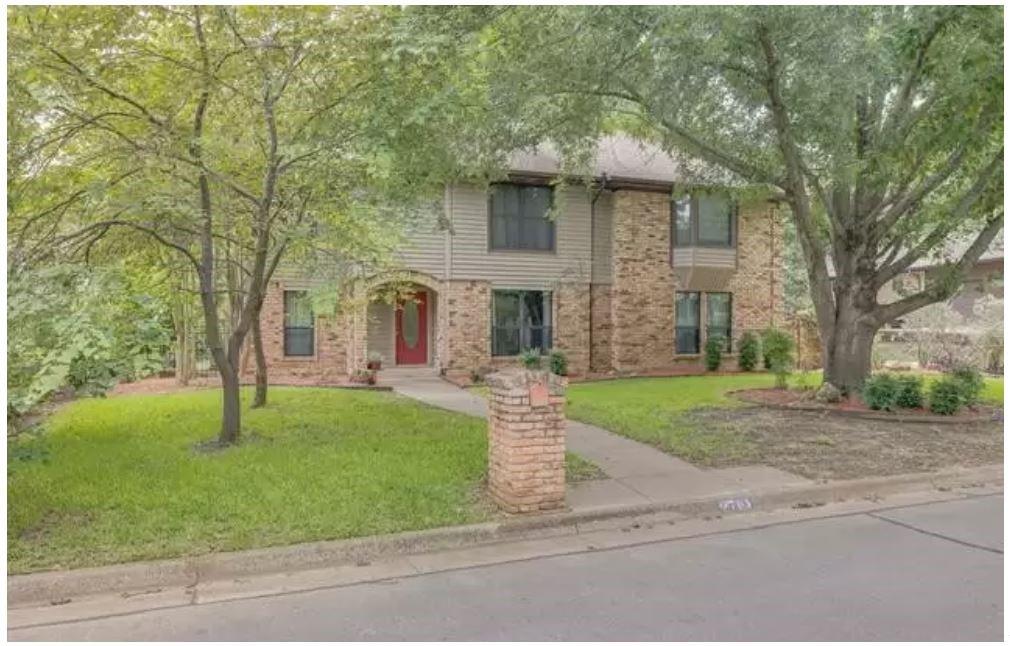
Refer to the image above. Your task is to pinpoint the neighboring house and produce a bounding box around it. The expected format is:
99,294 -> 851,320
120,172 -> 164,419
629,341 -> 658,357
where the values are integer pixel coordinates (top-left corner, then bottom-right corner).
246,135 -> 786,383
879,234 -> 1004,330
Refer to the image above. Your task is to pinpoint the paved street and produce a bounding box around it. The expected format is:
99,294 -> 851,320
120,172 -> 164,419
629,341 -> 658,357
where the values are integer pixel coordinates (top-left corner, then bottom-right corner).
10,494 -> 1002,641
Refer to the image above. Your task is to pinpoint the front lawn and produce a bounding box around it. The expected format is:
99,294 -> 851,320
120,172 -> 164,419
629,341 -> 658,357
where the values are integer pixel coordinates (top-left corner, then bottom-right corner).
566,373 -> 1004,466
11,388 -> 492,573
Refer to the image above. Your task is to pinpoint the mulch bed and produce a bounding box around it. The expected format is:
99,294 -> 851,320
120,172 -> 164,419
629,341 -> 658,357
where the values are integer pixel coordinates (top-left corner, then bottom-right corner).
110,376 -> 388,397
733,387 -> 1001,424
682,406 -> 1003,481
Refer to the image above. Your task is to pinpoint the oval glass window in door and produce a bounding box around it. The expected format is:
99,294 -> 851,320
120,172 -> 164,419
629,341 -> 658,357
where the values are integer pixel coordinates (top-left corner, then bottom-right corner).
402,300 -> 420,348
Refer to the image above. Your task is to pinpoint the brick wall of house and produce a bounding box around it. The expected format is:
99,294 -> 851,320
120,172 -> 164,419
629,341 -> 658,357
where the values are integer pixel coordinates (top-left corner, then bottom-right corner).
441,279 -> 491,376
726,202 -> 786,340
589,284 -> 613,373
553,282 -> 591,376
246,281 -> 348,384
609,190 -> 677,371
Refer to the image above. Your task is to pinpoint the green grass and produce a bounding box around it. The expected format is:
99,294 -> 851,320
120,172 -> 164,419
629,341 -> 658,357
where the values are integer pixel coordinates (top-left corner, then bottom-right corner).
565,451 -> 606,482
8,388 -> 496,573
918,374 -> 1003,405
566,373 -> 779,462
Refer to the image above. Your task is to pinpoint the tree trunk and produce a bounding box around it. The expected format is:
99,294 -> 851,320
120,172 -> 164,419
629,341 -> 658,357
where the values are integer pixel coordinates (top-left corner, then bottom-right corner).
822,316 -> 878,394
251,312 -> 268,408
219,363 -> 241,445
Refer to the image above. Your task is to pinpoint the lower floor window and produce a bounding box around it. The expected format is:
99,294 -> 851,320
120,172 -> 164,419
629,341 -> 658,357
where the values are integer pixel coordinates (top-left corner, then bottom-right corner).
492,290 -> 552,356
284,290 -> 314,356
675,291 -> 700,354
706,292 -> 733,352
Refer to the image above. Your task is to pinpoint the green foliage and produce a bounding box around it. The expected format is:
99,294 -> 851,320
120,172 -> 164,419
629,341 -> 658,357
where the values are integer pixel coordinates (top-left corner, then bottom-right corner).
894,375 -> 924,409
704,335 -> 724,371
861,373 -> 899,411
7,264 -> 172,423
928,377 -> 964,415
737,331 -> 760,372
519,348 -> 543,370
549,350 -> 568,376
761,328 -> 795,388
949,365 -> 985,407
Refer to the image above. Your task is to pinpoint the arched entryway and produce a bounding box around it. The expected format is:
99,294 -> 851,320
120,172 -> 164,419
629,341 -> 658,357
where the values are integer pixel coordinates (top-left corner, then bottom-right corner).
363,272 -> 441,369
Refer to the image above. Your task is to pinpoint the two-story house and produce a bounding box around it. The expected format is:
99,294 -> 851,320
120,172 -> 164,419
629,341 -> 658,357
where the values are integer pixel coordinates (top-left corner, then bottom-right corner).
248,136 -> 785,383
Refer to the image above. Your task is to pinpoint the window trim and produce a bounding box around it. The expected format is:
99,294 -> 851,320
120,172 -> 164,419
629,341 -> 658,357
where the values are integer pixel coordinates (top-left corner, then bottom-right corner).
283,290 -> 315,357
671,193 -> 737,249
487,182 -> 557,253
491,288 -> 553,357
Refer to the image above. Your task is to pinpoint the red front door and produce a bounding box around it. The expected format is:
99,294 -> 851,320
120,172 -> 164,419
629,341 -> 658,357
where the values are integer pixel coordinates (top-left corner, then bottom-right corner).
395,291 -> 427,365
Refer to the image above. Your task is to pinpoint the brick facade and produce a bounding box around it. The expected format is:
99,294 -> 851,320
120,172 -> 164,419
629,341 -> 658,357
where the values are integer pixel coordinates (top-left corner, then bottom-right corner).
726,202 -> 786,342
485,369 -> 567,513
589,284 -> 613,373
609,190 -> 677,371
440,280 -> 491,377
553,282 -> 591,376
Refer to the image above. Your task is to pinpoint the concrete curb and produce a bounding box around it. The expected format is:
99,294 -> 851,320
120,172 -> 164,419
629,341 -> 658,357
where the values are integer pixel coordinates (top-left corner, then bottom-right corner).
8,464 -> 1001,607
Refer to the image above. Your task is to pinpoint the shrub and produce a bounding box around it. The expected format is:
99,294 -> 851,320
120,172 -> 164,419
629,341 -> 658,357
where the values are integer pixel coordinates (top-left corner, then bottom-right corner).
861,373 -> 899,411
949,365 -> 985,407
704,335 -> 724,371
549,350 -> 568,376
928,377 -> 963,415
738,331 -> 760,371
761,328 -> 795,388
893,375 -> 924,409
815,383 -> 842,403
519,348 -> 543,370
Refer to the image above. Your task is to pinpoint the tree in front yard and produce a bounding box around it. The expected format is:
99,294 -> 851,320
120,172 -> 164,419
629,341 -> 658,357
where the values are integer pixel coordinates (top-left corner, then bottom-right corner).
438,5 -> 1002,391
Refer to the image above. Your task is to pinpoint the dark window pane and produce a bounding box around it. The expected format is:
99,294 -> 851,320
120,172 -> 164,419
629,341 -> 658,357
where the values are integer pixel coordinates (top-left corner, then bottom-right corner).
492,289 -> 552,356
674,197 -> 692,247
489,184 -> 555,251
675,291 -> 700,354
698,195 -> 733,246
284,291 -> 314,356
706,292 -> 732,352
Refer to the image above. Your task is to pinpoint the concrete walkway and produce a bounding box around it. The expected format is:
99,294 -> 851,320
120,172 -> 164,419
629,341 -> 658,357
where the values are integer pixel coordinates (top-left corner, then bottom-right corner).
381,368 -> 810,511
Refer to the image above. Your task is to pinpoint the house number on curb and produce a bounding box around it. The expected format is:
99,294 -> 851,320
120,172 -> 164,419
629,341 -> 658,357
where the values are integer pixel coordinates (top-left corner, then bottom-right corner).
719,497 -> 753,512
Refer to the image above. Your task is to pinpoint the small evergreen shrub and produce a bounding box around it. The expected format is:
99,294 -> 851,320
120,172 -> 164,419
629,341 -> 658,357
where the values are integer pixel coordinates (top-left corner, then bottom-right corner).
549,350 -> 568,376
928,377 -> 963,415
761,328 -> 795,388
738,331 -> 760,371
704,335 -> 724,371
519,348 -> 542,370
949,365 -> 984,407
894,375 -> 924,409
861,373 -> 898,411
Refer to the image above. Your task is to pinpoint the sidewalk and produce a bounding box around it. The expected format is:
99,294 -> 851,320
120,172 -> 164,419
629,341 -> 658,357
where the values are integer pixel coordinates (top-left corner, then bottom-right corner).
380,368 -> 811,512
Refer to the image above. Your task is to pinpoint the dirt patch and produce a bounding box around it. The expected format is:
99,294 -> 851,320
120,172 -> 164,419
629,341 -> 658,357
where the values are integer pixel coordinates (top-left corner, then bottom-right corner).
734,387 -> 998,422
681,406 -> 1003,481
19,510 -> 92,543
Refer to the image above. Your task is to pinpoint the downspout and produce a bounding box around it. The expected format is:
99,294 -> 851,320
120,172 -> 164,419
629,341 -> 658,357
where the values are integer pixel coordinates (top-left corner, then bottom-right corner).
588,173 -> 609,373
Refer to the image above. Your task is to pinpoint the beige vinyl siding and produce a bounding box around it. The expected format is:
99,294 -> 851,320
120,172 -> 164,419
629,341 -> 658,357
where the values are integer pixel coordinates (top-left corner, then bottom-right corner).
395,218 -> 448,279
672,247 -> 737,270
366,301 -> 395,363
446,183 -> 593,289
591,190 -> 614,284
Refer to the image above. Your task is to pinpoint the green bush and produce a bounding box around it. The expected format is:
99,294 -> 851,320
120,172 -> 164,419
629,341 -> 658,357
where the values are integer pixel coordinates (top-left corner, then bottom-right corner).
738,331 -> 760,371
704,335 -> 724,371
928,377 -> 963,415
893,375 -> 924,409
761,328 -> 795,388
862,373 -> 899,411
549,350 -> 568,376
949,365 -> 985,407
519,348 -> 542,370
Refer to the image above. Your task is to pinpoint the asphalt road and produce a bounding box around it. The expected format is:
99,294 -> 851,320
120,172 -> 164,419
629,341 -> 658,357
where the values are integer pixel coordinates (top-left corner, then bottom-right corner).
10,495 -> 1003,641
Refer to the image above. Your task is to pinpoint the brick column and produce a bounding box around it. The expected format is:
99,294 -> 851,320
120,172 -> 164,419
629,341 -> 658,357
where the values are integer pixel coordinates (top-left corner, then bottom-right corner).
485,369 -> 567,513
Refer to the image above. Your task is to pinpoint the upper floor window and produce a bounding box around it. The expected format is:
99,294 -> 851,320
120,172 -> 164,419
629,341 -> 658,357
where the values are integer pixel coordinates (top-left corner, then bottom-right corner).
489,183 -> 555,252
283,290 -> 314,356
672,194 -> 735,248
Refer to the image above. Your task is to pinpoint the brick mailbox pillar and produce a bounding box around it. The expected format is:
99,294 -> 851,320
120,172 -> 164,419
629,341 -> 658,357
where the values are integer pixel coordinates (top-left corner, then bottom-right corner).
485,369 -> 567,513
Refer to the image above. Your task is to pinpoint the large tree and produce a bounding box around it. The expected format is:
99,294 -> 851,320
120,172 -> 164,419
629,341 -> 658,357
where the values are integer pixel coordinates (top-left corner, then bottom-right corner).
441,5 -> 1003,390
9,6 -> 442,442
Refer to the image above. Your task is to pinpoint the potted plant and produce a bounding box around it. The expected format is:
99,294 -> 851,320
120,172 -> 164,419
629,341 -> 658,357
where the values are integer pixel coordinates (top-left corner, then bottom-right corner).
366,352 -> 383,371
350,369 -> 377,385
